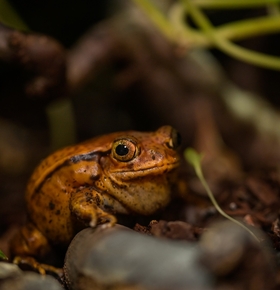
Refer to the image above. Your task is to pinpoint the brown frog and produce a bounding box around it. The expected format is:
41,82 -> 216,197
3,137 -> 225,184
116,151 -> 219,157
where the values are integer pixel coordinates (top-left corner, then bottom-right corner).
10,126 -> 180,273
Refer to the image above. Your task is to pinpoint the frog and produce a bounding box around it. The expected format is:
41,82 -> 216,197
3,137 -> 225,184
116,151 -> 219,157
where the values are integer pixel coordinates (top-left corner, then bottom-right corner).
9,125 -> 180,274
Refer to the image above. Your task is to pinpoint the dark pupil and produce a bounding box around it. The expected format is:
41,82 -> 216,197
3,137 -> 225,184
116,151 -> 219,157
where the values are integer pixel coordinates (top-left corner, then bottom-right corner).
115,144 -> 129,156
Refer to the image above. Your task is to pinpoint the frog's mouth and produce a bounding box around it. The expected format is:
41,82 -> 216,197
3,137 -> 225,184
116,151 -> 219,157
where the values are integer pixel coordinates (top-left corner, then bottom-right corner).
111,161 -> 180,179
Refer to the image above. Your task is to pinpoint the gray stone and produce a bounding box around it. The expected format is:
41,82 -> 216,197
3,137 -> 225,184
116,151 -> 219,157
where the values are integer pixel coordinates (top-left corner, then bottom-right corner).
0,271 -> 63,290
64,225 -> 212,290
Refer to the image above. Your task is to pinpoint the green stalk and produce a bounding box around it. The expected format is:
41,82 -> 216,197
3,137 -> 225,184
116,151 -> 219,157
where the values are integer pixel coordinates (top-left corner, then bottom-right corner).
185,148 -> 260,243
0,0 -> 29,31
46,98 -> 77,150
170,4 -> 280,47
181,0 -> 280,70
131,0 -> 176,41
0,249 -> 8,260
132,0 -> 280,69
192,0 -> 280,9
211,16 -> 280,43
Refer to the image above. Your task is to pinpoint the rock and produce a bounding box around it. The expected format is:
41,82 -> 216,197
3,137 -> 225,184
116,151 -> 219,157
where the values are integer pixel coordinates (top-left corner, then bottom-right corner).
64,225 -> 212,290
200,221 -> 277,290
0,262 -> 22,280
0,263 -> 63,290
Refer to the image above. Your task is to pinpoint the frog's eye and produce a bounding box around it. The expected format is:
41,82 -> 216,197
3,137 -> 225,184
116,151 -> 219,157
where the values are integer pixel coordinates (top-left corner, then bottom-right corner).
112,138 -> 138,162
167,129 -> 181,149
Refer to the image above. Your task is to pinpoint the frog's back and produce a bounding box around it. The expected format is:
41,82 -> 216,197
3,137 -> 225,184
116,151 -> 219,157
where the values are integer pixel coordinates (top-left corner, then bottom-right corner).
26,131 -> 134,197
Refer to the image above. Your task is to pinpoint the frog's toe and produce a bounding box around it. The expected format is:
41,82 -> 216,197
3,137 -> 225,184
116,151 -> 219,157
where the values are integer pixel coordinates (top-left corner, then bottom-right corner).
89,214 -> 116,229
13,256 -> 46,275
100,223 -> 113,229
89,219 -> 97,227
13,256 -> 63,278
99,214 -> 117,227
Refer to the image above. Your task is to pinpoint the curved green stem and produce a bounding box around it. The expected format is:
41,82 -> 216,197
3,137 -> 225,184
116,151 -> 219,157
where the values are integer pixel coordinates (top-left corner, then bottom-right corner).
0,249 -> 8,260
0,0 -> 29,31
132,0 -> 280,69
131,0 -> 176,42
192,0 -> 280,9
46,99 -> 77,150
182,0 -> 280,70
212,16 -> 280,43
170,4 -> 280,47
185,148 -> 260,243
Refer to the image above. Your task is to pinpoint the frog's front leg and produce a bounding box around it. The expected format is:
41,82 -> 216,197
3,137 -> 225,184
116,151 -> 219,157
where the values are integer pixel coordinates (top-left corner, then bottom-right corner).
70,187 -> 118,228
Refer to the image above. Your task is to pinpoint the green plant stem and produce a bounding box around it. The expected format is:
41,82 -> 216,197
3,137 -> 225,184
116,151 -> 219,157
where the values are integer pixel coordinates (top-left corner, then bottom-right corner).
181,0 -> 280,70
132,0 -> 280,69
131,0 -> 176,42
170,4 -> 280,47
0,249 -> 8,260
46,98 -> 76,150
192,0 -> 280,9
267,4 -> 280,15
195,165 -> 260,243
185,148 -> 260,243
0,0 -> 29,31
212,16 -> 280,43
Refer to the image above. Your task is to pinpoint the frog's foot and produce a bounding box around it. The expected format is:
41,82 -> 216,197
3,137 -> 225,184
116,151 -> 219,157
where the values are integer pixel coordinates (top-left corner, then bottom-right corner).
10,224 -> 63,278
70,188 -> 118,228
13,256 -> 63,278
